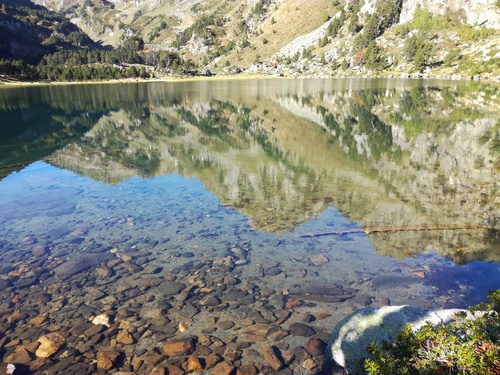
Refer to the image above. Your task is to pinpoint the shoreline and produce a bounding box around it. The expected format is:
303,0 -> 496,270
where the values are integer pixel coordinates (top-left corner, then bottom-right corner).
1,71 -> 499,89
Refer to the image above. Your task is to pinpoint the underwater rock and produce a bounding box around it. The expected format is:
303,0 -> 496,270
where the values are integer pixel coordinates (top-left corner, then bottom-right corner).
36,332 -> 65,358
371,275 -> 423,290
54,253 -> 114,279
157,281 -> 186,296
0,189 -> 79,219
289,322 -> 316,337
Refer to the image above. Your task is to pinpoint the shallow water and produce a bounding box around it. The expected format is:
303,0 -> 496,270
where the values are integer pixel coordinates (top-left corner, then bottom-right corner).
0,78 -> 498,374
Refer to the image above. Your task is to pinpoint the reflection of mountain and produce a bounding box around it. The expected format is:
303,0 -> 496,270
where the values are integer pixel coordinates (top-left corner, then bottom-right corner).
3,80 -> 498,263
0,105 -> 101,179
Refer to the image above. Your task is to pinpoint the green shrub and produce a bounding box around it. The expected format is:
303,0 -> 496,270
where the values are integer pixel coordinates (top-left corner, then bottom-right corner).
328,10 -> 346,38
458,24 -> 496,41
365,290 -> 500,375
364,42 -> 387,70
443,47 -> 461,66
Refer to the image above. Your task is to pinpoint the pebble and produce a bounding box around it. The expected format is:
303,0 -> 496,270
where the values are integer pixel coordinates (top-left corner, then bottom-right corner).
213,361 -> 236,375
302,358 -> 317,370
269,328 -> 291,341
305,337 -> 326,356
92,313 -> 111,327
261,343 -> 284,371
150,366 -> 166,375
200,295 -> 221,306
36,332 -> 65,358
351,295 -> 372,306
7,312 -> 27,324
236,364 -> 259,375
5,347 -> 32,364
157,281 -> 186,296
308,254 -> 329,265
84,289 -> 106,303
178,321 -> 189,332
97,349 -> 120,370
205,353 -> 222,369
162,337 -> 196,356
223,347 -> 242,361
166,365 -> 184,375
187,355 -> 203,371
289,322 -> 316,337
379,297 -> 391,306
117,330 -> 134,345
54,253 -> 113,279
218,320 -> 235,330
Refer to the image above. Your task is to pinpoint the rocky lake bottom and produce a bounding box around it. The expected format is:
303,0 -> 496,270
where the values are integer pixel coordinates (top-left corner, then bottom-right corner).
0,162 -> 498,375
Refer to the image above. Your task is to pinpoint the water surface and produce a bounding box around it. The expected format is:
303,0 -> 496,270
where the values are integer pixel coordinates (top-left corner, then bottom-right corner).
0,78 -> 498,373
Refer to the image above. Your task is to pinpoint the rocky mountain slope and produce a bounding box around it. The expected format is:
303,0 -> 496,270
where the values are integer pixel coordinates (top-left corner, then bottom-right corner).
23,0 -> 500,78
0,0 -> 99,63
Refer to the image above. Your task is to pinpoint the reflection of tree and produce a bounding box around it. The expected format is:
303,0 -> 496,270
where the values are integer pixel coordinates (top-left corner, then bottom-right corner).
3,81 -> 497,262
0,105 -> 101,178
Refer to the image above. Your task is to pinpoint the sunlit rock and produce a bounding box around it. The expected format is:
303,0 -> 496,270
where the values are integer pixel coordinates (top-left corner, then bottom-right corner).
328,305 -> 481,374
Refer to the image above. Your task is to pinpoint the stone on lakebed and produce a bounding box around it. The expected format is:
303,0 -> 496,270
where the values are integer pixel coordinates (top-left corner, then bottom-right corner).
328,305 -> 482,374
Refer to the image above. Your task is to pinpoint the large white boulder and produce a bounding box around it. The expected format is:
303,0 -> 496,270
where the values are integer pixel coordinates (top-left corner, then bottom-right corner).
328,305 -> 479,374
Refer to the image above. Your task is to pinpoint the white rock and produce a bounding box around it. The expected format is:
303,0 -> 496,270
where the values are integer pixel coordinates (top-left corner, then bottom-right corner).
7,364 -> 16,375
328,305 -> 482,374
92,313 -> 111,327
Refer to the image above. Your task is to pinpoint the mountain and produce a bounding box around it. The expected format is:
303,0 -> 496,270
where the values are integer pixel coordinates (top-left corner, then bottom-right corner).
22,0 -> 500,79
0,0 -> 99,63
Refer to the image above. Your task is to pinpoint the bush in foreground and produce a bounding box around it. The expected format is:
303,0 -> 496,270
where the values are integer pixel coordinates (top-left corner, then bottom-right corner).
365,290 -> 500,374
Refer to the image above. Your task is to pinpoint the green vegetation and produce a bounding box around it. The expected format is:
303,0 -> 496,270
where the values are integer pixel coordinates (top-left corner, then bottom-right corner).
327,10 -> 347,38
0,35 -> 198,82
404,32 -> 433,71
0,1 -> 96,64
398,6 -> 495,41
252,0 -> 267,16
172,14 -> 223,49
387,86 -> 494,139
1,0 -> 499,81
354,0 -> 403,49
395,5 -> 498,73
363,42 -> 388,70
365,289 -> 500,375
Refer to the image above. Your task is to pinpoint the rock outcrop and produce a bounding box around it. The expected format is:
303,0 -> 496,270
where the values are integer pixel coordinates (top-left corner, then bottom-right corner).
400,0 -> 500,29
328,305 -> 483,374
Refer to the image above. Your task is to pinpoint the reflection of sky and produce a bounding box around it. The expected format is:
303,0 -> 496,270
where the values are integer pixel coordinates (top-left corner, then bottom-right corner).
0,161 -> 498,307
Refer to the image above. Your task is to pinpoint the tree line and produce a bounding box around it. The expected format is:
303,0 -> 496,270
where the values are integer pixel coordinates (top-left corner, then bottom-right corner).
0,37 -> 197,82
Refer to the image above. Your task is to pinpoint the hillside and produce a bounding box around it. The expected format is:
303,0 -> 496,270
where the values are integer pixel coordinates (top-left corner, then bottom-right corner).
0,0 -> 99,63
2,0 -> 500,79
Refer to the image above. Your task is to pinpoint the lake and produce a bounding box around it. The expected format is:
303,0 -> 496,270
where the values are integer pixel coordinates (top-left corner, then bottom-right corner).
0,78 -> 498,374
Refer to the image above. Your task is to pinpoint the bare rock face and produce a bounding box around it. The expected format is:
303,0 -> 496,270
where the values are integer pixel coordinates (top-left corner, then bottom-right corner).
399,0 -> 500,29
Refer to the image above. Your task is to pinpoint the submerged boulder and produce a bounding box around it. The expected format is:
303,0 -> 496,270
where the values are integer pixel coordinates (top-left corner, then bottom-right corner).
54,253 -> 114,279
328,305 -> 478,374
